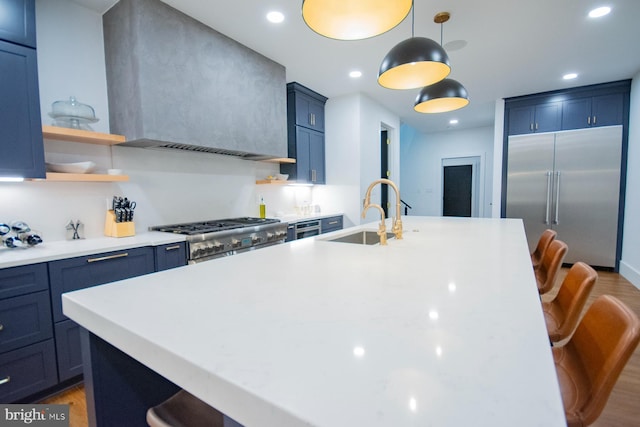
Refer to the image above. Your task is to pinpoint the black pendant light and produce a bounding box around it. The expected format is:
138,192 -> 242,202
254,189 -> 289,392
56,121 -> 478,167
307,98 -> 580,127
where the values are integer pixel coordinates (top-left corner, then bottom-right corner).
414,12 -> 469,113
378,4 -> 450,90
414,78 -> 469,113
302,0 -> 413,41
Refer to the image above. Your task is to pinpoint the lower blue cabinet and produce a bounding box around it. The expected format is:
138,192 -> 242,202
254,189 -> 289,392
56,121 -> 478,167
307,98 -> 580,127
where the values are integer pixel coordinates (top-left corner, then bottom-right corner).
54,320 -> 82,382
0,291 -> 52,354
0,339 -> 57,402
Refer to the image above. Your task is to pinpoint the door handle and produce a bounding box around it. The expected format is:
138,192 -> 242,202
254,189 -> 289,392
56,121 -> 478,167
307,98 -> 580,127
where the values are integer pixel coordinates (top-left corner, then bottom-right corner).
164,245 -> 181,251
311,169 -> 317,182
554,171 -> 561,225
545,171 -> 552,224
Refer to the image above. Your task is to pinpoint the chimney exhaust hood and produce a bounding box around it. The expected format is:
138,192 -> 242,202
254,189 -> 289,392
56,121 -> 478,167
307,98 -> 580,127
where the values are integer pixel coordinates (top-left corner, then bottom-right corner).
103,0 -> 287,160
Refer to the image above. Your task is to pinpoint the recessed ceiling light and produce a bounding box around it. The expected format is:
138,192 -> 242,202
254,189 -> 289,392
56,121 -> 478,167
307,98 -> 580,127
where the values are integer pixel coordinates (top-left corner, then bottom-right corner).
349,70 -> 362,78
266,11 -> 285,23
588,6 -> 611,18
563,73 -> 578,80
449,119 -> 459,125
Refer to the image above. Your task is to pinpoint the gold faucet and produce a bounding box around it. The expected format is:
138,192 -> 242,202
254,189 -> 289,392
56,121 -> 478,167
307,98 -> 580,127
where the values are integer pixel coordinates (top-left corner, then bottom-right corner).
361,203 -> 388,245
363,178 -> 403,240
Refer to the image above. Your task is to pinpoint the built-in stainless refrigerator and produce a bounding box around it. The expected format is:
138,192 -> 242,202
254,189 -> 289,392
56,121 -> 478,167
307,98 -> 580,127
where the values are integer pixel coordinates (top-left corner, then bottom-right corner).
506,125 -> 622,268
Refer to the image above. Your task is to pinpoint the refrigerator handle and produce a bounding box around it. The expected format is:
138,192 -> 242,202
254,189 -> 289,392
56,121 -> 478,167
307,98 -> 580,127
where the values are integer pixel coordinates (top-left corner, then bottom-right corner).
554,171 -> 561,225
545,171 -> 552,224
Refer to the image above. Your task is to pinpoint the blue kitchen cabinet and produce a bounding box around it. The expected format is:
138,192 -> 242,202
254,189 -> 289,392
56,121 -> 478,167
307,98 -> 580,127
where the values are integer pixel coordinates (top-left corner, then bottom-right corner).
291,86 -> 325,132
0,39 -> 45,178
507,102 -> 562,135
562,93 -> 624,130
0,263 -> 56,402
321,215 -> 343,234
0,291 -> 53,354
49,247 -> 155,322
49,247 -> 155,382
53,320 -> 83,382
281,82 -> 327,184
155,242 -> 187,271
0,0 -> 36,48
0,340 -> 57,402
0,262 -> 48,300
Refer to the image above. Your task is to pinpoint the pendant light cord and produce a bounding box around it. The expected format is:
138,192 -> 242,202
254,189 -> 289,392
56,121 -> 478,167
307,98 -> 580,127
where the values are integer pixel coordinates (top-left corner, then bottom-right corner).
411,1 -> 415,37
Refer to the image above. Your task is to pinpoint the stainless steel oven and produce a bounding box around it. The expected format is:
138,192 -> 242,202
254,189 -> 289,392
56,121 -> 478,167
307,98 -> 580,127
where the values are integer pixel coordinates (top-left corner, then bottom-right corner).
295,219 -> 321,240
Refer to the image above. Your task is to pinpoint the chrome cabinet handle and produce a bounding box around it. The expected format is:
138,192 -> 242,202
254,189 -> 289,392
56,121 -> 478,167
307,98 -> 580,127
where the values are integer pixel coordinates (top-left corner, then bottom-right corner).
588,116 -> 591,125
164,245 -> 181,251
545,171 -> 552,224
0,324 -> 3,331
328,221 -> 338,225
87,253 -> 129,263
311,169 -> 317,182
554,171 -> 561,224
530,123 -> 534,131
535,122 -> 539,130
0,376 -> 10,385
593,115 -> 597,125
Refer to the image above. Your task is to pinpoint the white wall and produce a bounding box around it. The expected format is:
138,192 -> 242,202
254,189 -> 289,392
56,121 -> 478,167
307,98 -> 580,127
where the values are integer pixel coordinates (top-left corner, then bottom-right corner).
400,125 -> 494,217
319,93 -> 400,227
36,0 -> 110,134
620,71 -> 640,288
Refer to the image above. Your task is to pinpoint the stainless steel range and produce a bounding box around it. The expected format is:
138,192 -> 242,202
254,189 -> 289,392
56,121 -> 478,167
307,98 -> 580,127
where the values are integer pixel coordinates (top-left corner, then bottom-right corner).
150,217 -> 287,263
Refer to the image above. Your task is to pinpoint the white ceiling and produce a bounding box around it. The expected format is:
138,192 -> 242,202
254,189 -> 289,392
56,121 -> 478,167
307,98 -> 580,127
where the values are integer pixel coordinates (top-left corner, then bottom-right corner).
73,0 -> 640,134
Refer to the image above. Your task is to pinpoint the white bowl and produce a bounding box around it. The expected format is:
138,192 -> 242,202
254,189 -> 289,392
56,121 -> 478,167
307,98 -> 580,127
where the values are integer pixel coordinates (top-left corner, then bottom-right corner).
45,161 -> 96,174
276,173 -> 289,181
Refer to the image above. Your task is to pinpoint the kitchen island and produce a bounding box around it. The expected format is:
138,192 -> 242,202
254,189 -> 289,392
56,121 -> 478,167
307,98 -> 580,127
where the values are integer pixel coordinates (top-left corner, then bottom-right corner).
62,216 -> 566,427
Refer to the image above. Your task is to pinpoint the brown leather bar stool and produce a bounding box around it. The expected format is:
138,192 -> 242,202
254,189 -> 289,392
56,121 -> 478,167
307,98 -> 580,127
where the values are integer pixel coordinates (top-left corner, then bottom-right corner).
531,229 -> 557,270
536,239 -> 568,295
543,262 -> 597,343
147,389 -> 224,427
553,295 -> 640,427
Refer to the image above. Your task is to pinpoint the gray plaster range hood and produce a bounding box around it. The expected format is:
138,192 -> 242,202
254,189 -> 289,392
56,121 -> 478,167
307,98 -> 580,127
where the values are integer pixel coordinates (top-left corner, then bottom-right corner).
103,0 -> 287,160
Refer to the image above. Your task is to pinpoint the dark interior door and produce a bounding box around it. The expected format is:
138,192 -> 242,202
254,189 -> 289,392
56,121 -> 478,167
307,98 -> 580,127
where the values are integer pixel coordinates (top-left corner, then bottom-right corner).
380,130 -> 389,217
443,165 -> 472,217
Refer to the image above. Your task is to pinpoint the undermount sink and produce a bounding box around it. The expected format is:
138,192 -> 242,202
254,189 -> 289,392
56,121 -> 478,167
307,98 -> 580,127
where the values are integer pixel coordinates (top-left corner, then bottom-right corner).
325,230 -> 394,245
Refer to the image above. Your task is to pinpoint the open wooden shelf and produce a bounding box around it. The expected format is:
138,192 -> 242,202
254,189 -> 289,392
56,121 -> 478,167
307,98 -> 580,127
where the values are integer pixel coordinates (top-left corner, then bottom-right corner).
256,179 -> 294,185
42,125 -> 126,145
40,173 -> 129,182
261,157 -> 296,164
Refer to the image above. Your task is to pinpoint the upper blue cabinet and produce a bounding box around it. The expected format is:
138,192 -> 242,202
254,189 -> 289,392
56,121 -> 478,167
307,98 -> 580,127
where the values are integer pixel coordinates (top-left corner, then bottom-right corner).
0,0 -> 45,179
508,102 -> 562,135
561,93 -> 624,130
505,80 -> 630,137
0,0 -> 36,48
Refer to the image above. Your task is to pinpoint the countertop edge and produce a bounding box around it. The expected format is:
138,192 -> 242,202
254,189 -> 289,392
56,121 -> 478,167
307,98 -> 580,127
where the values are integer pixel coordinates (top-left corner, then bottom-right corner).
0,232 -> 186,269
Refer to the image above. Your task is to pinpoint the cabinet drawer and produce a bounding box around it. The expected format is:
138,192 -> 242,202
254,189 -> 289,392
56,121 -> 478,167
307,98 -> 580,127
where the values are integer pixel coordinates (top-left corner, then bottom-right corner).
155,242 -> 187,271
0,263 -> 48,300
49,247 -> 155,322
0,339 -> 57,402
321,216 -> 343,233
0,291 -> 52,353
54,320 -> 82,382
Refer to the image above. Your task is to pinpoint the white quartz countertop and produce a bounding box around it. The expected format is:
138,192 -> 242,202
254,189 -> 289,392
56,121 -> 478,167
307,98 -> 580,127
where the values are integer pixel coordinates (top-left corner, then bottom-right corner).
0,232 -> 185,268
62,216 -> 566,427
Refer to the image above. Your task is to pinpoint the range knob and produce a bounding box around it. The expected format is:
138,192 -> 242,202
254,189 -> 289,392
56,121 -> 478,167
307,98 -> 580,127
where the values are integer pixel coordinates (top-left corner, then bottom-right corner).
266,233 -> 274,241
213,241 -> 225,252
231,239 -> 241,248
252,236 -> 262,244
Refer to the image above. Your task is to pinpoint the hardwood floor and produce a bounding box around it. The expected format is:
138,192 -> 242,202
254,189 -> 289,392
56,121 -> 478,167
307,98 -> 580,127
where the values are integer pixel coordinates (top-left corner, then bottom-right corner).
39,270 -> 640,427
39,384 -> 88,427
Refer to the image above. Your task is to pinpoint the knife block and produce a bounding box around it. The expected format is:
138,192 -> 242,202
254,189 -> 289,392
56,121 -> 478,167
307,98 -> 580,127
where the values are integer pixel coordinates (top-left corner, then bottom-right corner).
104,210 -> 135,237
